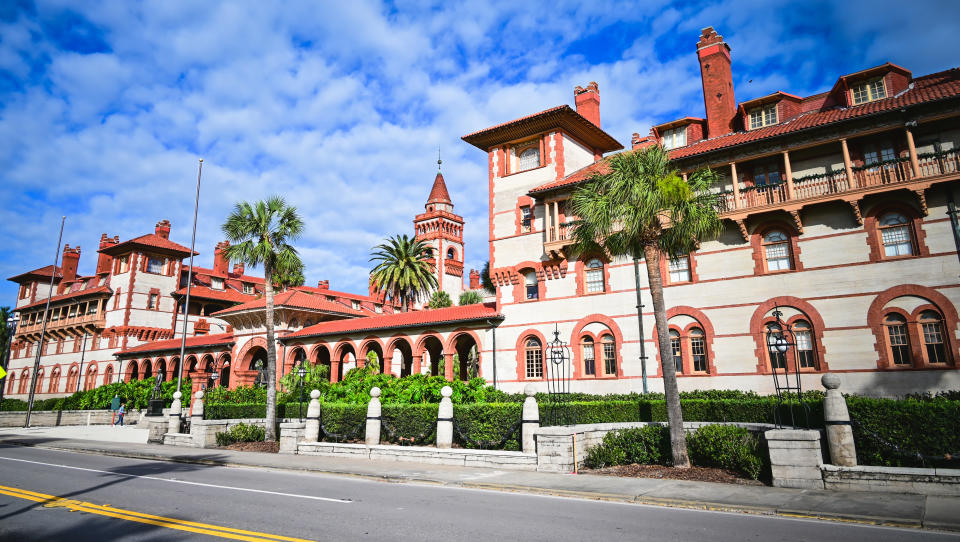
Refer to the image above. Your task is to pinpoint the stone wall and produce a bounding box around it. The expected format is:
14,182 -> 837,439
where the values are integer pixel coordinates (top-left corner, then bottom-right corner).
297,442 -> 537,470
0,409 -> 145,428
822,465 -> 960,496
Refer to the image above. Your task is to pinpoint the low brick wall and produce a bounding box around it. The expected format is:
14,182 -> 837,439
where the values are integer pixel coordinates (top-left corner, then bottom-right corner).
0,409 -> 146,428
822,465 -> 960,496
297,441 -> 537,470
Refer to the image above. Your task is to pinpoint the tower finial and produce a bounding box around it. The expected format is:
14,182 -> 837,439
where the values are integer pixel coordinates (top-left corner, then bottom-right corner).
437,145 -> 442,171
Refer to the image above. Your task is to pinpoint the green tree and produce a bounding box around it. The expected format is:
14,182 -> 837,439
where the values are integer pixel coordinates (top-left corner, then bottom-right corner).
273,262 -> 305,289
568,145 -> 722,467
222,196 -> 305,441
458,290 -> 483,305
369,234 -> 438,312
365,351 -> 380,374
480,261 -> 494,291
428,290 -> 452,309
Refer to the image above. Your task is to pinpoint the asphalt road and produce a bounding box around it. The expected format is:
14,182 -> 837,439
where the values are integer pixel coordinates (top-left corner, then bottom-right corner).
0,445 -> 952,542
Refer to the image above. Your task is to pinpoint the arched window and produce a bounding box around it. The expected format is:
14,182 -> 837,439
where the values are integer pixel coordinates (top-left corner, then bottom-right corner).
18,370 -> 29,394
525,338 -> 543,379
518,147 -> 540,171
34,368 -> 44,393
446,247 -> 456,260
581,336 -> 596,376
601,335 -> 616,376
7,372 -> 15,394
884,313 -> 911,365
49,367 -> 61,393
129,363 -> 139,381
878,212 -> 913,257
762,230 -> 792,271
920,310 -> 948,364
793,320 -> 816,369
85,367 -> 98,391
524,271 -> 538,300
766,323 -> 787,369
669,330 -> 682,373
690,328 -> 707,372
103,365 -> 114,386
585,259 -> 604,293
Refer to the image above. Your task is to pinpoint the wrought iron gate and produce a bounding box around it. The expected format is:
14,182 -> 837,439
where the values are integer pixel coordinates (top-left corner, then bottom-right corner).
543,325 -> 575,426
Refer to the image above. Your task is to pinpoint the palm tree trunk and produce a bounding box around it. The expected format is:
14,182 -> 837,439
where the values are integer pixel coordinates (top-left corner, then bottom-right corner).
263,260 -> 278,442
642,244 -> 690,468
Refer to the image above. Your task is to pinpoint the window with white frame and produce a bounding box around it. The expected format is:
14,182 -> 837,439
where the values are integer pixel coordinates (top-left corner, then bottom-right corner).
661,126 -> 687,150
147,293 -> 158,310
211,277 -> 224,290
690,328 -> 707,372
352,300 -> 360,310
920,310 -> 948,363
584,259 -> 604,293
517,147 -> 540,172
794,320 -> 816,369
749,104 -> 778,129
242,283 -> 254,295
668,255 -> 691,282
146,256 -> 165,274
884,313 -> 911,365
766,323 -> 787,369
851,78 -> 886,105
762,230 -> 793,271
520,206 -> 532,233
669,330 -> 682,373
602,335 -> 616,376
524,271 -> 538,300
582,336 -> 596,376
878,212 -> 913,257
525,337 -> 543,379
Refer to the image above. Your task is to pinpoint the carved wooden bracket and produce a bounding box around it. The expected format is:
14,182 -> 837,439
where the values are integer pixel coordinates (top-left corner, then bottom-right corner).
789,210 -> 803,234
733,219 -> 749,241
913,189 -> 929,216
847,200 -> 863,225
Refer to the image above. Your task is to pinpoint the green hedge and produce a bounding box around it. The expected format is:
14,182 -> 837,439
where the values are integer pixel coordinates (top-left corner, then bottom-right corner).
584,425 -> 671,468
0,379 -> 191,411
452,403 -> 522,450
688,424 -> 767,480
318,403 -> 366,442
381,404 -> 438,445
847,396 -> 960,468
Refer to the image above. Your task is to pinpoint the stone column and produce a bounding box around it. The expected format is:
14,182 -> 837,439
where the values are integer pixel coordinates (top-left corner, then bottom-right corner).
729,162 -> 741,209
443,353 -> 454,381
765,429 -> 825,489
366,387 -> 382,446
783,151 -> 795,200
330,360 -> 341,383
521,384 -> 539,454
905,127 -> 921,178
279,422 -> 305,454
411,355 -> 421,375
190,390 -> 204,439
304,390 -> 321,442
841,138 -> 856,188
822,373 -> 857,467
167,391 -> 182,435
436,385 -> 453,449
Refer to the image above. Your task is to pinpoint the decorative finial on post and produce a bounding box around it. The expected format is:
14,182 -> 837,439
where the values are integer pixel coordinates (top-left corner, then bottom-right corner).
437,146 -> 442,171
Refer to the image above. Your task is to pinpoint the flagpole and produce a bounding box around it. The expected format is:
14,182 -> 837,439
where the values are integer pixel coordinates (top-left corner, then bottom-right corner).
25,216 -> 66,428
176,159 -> 203,394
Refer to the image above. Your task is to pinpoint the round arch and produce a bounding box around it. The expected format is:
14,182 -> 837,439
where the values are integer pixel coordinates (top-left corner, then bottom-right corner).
749,296 -> 828,374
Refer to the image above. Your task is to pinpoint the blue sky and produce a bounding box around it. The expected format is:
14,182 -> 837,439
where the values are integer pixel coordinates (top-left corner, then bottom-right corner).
0,0 -> 956,303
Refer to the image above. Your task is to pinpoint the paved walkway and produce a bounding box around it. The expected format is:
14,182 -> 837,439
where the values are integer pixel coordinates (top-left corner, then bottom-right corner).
0,426 -> 956,532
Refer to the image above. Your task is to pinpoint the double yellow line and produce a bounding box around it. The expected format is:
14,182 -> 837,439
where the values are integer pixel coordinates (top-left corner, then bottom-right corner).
0,484 -> 316,541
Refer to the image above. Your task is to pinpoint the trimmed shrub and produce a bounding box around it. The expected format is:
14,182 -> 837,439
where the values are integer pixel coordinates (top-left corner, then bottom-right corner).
687,424 -> 766,480
452,403 -> 522,450
318,403 -> 366,442
215,422 -> 266,446
381,404 -> 438,445
584,425 -> 671,469
847,396 -> 960,468
206,403 -> 267,420
0,379 -> 191,412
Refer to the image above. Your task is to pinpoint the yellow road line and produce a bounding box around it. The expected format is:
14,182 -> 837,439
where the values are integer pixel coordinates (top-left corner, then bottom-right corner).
0,484 -> 316,542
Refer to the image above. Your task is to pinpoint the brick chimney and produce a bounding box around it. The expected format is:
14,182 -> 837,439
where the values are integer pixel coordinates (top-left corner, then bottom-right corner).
574,82 -> 601,128
61,245 -> 80,283
213,241 -> 230,275
631,132 -> 658,150
697,27 -> 736,138
317,280 -> 329,290
155,219 -> 171,239
96,234 -> 118,275
469,269 -> 480,290
233,262 -> 245,276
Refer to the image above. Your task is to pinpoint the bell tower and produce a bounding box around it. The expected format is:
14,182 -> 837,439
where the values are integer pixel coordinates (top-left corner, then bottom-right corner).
413,156 -> 465,301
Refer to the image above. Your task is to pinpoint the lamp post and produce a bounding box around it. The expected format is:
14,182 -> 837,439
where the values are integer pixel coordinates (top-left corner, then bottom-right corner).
297,364 -> 307,422
765,307 -> 804,428
209,369 -> 219,389
0,314 -> 20,405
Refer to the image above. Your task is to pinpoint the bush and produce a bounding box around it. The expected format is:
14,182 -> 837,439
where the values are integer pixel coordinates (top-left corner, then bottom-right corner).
215,422 -> 266,446
584,425 -> 671,469
318,403 -> 366,442
452,403 -> 522,450
381,404 -> 438,445
847,396 -> 960,468
206,403 -> 267,420
687,424 -> 767,480
0,379 -> 191,412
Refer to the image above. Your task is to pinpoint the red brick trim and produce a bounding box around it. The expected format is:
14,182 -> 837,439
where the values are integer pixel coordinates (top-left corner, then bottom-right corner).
749,296 -> 828,374
515,195 -> 536,236
751,221 -> 803,275
570,314 -> 625,379
553,131 -> 565,179
511,262 -> 547,302
863,202 -> 929,262
515,329 -> 547,381
867,284 -> 958,370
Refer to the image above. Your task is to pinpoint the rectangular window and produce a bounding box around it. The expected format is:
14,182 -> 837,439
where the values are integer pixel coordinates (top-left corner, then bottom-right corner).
211,277 -> 224,290
770,351 -> 787,370
147,294 -> 158,310
242,283 -> 254,295
352,301 -> 360,310
583,342 -> 596,376
526,284 -> 538,300
670,336 -> 682,373
795,331 -> 815,368
520,206 -> 532,233
603,340 -> 616,376
888,325 -> 911,365
375,304 -> 383,314
146,256 -> 164,274
668,256 -> 691,283
116,255 -> 130,274
852,78 -> 886,105
765,243 -> 791,271
585,269 -> 604,293
922,322 -> 946,363
525,348 -> 543,379
114,289 -> 122,310
661,126 -> 687,150
749,104 -> 778,129
691,337 -> 707,372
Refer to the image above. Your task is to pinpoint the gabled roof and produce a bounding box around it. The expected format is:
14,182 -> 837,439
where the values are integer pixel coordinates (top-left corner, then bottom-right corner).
15,285 -> 112,311
212,288 -> 368,317
173,285 -> 255,304
831,62 -> 912,93
8,265 -> 61,284
282,303 -> 502,340
462,105 -> 623,154
99,233 -> 196,257
653,117 -> 705,132
116,333 -> 234,357
738,91 -> 803,112
428,172 -> 452,204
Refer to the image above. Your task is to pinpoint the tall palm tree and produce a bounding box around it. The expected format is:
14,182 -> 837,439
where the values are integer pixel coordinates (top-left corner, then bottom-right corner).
222,197 -> 304,441
568,145 -> 722,467
369,235 -> 438,312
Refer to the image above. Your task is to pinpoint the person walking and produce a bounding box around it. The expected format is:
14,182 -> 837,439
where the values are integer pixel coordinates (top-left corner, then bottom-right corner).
114,399 -> 126,427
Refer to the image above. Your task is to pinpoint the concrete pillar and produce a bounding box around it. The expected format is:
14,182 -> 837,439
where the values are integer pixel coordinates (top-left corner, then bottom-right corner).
190,390 -> 204,439
822,373 -> 857,467
366,387 -> 382,446
436,385 -> 453,449
330,359 -> 341,382
905,127 -> 921,178
443,353 -> 454,381
279,422 -> 305,454
841,138 -> 856,188
521,384 -> 539,454
412,355 -> 421,375
167,391 -> 182,435
765,429 -> 825,489
729,162 -> 740,208
305,390 -> 321,442
782,151 -> 795,200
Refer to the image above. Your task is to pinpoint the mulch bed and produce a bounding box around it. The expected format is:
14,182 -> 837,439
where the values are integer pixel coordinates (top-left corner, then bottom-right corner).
585,464 -> 764,485
222,441 -> 279,453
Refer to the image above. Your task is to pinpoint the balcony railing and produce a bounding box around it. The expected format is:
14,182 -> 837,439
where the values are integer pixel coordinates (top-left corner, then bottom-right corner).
548,224 -> 568,243
793,170 -> 851,200
854,158 -> 914,187
17,311 -> 105,335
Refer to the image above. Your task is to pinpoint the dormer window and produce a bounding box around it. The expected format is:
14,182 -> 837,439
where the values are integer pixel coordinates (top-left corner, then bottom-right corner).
851,78 -> 886,105
517,147 -> 540,172
352,300 -> 360,310
242,283 -> 254,295
661,127 -> 686,150
211,277 -> 224,290
749,104 -> 778,130
115,255 -> 130,274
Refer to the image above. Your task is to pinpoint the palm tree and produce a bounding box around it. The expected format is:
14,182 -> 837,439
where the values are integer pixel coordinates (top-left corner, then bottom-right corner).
369,234 -> 438,312
568,145 -> 722,467
458,290 -> 483,305
222,197 -> 304,441
428,290 -> 452,309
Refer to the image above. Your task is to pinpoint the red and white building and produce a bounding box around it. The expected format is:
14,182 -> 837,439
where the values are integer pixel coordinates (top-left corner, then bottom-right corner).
6,26 -> 960,399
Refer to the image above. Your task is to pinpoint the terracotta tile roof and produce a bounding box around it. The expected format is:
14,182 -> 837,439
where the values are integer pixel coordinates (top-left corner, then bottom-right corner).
173,285 -> 255,304
100,233 -> 196,257
211,289 -> 368,317
529,67 -> 960,194
116,333 -> 234,357
282,303 -> 502,340
8,265 -> 61,283
15,285 -> 113,311
462,105 -> 622,154
187,266 -> 266,284
428,172 -> 452,204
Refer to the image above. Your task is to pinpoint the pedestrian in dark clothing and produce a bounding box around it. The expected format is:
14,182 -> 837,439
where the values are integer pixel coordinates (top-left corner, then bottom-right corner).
114,400 -> 127,426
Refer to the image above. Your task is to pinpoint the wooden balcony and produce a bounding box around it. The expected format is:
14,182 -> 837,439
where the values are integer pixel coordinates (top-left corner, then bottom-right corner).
16,311 -> 106,342
544,224 -> 570,259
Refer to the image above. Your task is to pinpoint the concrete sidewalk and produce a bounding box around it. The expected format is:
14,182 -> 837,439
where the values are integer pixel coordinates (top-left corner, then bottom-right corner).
0,430 -> 957,533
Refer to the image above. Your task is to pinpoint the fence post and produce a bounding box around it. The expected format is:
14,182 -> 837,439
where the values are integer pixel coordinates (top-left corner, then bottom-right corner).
366,387 -> 382,446
167,391 -> 182,435
305,390 -> 321,442
822,373 -> 857,466
522,384 -> 539,454
190,390 -> 204,441
436,385 -> 453,449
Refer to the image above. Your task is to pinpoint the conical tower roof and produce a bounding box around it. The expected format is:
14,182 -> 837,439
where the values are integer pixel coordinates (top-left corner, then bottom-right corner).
427,172 -> 452,205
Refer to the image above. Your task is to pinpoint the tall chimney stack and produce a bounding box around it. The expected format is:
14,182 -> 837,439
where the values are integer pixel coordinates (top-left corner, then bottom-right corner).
96,234 -> 118,275
574,82 -> 601,128
155,219 -> 171,240
696,27 -> 736,138
317,280 -> 329,290
61,245 -> 81,283
213,241 -> 230,275
469,269 -> 480,290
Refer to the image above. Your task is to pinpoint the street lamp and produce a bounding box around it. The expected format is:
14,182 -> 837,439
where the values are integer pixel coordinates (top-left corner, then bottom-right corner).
0,313 -> 20,404
765,307 -> 805,428
297,364 -> 308,422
